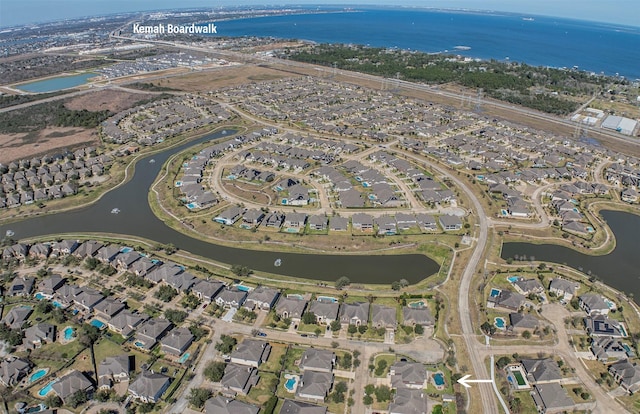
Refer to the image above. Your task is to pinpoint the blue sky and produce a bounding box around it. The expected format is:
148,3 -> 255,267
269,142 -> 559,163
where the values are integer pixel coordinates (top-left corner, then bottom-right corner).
1,1 -> 639,28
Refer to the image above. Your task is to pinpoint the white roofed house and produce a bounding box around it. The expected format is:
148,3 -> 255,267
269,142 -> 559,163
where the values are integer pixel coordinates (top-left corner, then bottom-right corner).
160,326 -> 195,357
244,286 -> 280,311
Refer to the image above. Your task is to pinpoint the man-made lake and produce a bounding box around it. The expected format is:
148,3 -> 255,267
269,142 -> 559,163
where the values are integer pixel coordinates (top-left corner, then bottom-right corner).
16,73 -> 97,93
0,129 -> 438,284
502,210 -> 640,302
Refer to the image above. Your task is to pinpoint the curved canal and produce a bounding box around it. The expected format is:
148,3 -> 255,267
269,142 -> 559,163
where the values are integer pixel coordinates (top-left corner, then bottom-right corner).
502,210 -> 640,302
0,130 -> 439,284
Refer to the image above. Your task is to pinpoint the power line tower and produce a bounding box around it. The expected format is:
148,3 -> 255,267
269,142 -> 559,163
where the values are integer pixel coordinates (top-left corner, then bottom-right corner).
475,88 -> 483,112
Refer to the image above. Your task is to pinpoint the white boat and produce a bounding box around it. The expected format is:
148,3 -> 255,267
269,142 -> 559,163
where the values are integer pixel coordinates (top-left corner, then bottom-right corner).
149,159 -> 155,163
111,208 -> 120,214
274,258 -> 282,267
5,230 -> 14,237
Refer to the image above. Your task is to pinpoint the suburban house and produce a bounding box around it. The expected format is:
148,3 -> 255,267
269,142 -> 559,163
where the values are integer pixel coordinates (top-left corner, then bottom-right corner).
511,278 -> 544,295
221,363 -> 258,395
487,289 -> 525,311
3,306 -> 33,329
509,313 -> 542,333
329,216 -> 349,232
388,388 -> 428,414
416,213 -> 438,231
402,306 -> 435,327
351,213 -> 374,231
230,339 -> 271,368
308,215 -> 328,231
98,355 -> 131,389
36,274 -> 66,298
28,242 -> 51,259
590,337 -> 634,362
279,399 -> 327,414
204,396 -> 259,414
0,357 -> 31,387
128,370 -> 172,403
299,348 -> 336,373
191,279 -> 225,303
584,314 -> 626,337
107,310 -> 147,338
93,297 -> 126,321
73,240 -> 103,259
609,359 -> 640,394
23,323 -> 56,349
214,287 -> 248,309
389,361 -> 427,389
297,370 -> 333,403
8,276 -> 35,296
134,318 -> 173,351
51,370 -> 95,404
275,296 -> 308,322
213,205 -> 244,225
241,209 -> 265,228
579,293 -> 612,315
531,383 -> 575,414
309,300 -> 340,325
548,278 -> 579,301
244,286 -> 280,311
371,304 -> 397,330
521,359 -> 562,384
439,214 -> 463,231
339,302 -> 369,326
284,212 -> 308,229
160,327 -> 195,357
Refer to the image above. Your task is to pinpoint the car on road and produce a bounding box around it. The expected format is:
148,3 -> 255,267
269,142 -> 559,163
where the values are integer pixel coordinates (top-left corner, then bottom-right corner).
256,331 -> 267,337
300,334 -> 308,337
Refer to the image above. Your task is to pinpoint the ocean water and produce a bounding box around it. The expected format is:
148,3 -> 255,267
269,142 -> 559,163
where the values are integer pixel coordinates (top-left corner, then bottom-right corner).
215,8 -> 640,79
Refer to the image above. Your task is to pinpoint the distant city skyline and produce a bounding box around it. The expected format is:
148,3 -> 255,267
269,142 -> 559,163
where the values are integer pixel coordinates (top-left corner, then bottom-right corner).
1,0 -> 639,28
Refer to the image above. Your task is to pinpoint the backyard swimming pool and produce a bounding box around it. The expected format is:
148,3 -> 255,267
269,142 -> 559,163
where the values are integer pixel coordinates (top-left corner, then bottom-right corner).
408,301 -> 425,308
317,296 -> 337,303
235,284 -> 250,292
284,375 -> 299,392
28,368 -> 48,383
494,317 -> 506,329
90,319 -> 106,330
38,380 -> 57,397
34,292 -> 46,300
63,326 -> 74,341
507,276 -> 520,283
490,288 -> 501,297
178,353 -> 191,364
433,372 -> 445,387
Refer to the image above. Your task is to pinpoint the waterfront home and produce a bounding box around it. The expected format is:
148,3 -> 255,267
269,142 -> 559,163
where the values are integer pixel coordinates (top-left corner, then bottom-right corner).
275,296 -> 308,323
113,251 -> 141,271
284,212 -> 308,229
244,286 -> 280,311
52,370 -> 95,404
23,323 -> 56,349
242,209 -> 265,227
521,359 -> 562,384
145,262 -> 183,284
439,214 -> 463,231
395,213 -> 417,231
590,337 -> 634,362
308,215 -> 328,231
415,214 -> 438,231
351,213 -> 374,231
160,327 -> 195,357
512,278 -> 544,296
584,314 -> 626,337
128,370 -> 171,403
98,355 -> 131,389
297,370 -> 333,403
375,215 -> 397,235
402,306 -> 435,327
8,276 -> 35,297
50,239 -> 79,257
72,240 -> 103,259
299,348 -> 335,373
221,363 -> 258,395
214,287 -> 248,309
191,279 -> 225,302
130,257 -> 158,276
329,216 -> 349,232
205,396 -> 259,414
263,211 -> 285,228
389,388 -> 428,414
165,271 -> 197,293
532,383 -> 575,414
339,302 -> 369,326
2,243 -> 28,260
95,245 -> 121,264
28,242 -> 51,259
371,304 -> 397,330
608,359 -> 640,394
309,300 -> 340,325
0,357 -> 31,387
548,278 -> 579,301
389,361 -> 427,389
134,318 -> 173,351
579,293 -> 611,315
230,339 -> 271,368
279,399 -> 327,414
214,206 -> 244,225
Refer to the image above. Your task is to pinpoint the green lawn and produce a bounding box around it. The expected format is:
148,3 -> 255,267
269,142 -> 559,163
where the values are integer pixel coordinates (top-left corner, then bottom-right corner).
247,372 -> 279,405
261,343 -> 287,373
282,347 -> 304,373
373,353 -> 396,377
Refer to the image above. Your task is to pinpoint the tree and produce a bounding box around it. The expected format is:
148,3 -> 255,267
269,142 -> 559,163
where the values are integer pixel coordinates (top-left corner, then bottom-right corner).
363,395 -> 374,405
364,384 -> 375,395
154,285 -> 178,302
181,293 -> 201,310
203,361 -> 226,382
164,309 -> 188,325
231,264 -> 252,277
188,388 -> 212,408
481,321 -> 496,336
391,280 -> 401,291
189,323 -> 208,341
348,324 -> 358,334
414,324 -> 424,335
45,395 -> 62,408
330,320 -> 342,332
215,335 -> 237,354
374,385 -> 392,402
496,356 -> 511,370
358,324 -> 368,334
522,330 -> 532,339
335,276 -> 351,290
67,390 -> 88,408
509,397 -> 522,413
375,360 -> 388,376
302,312 -> 317,325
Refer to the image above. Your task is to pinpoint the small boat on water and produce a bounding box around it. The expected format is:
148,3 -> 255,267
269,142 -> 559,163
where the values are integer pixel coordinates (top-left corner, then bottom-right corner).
274,258 -> 282,267
149,159 -> 155,163
111,208 -> 120,214
5,230 -> 14,237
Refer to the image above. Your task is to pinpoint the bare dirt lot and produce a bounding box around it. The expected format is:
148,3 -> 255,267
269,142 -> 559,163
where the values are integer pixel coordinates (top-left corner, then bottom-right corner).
64,89 -> 157,113
0,127 -> 98,163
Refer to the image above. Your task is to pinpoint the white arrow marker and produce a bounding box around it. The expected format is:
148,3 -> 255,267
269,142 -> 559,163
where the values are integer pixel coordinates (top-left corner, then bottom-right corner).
457,374 -> 494,388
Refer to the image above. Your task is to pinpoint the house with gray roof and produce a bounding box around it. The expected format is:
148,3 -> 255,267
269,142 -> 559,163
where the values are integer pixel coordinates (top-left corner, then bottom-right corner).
521,359 -> 562,384
279,399 -> 327,414
263,211 -> 285,228
23,323 -> 56,349
299,348 -> 335,373
509,313 -> 542,332
130,257 -> 158,276
244,286 -> 280,311
36,274 -> 66,298
28,242 -> 51,259
3,306 -> 32,329
145,262 -> 183,284
487,289 -> 525,311
191,279 -> 225,302
591,336 -> 634,362
214,205 -> 244,225
549,278 -> 579,301
416,213 -> 438,231
98,355 -> 131,389
389,388 -> 428,414
308,215 -> 328,231
0,357 -> 31,387
73,240 -> 103,259
310,300 -> 340,325
52,370 -> 95,403
339,302 -> 369,326
95,245 -> 120,263
284,212 -> 307,229
134,318 -> 173,351
51,240 -> 79,256
128,370 -> 171,403
372,304 -> 397,329
160,327 -> 195,357
214,287 -> 247,309
579,293 -> 611,315
2,243 -> 28,260
532,383 -> 575,414
329,216 -> 349,232
439,214 -> 462,231
609,359 -> 640,393
242,209 -> 265,227
230,339 -> 271,367
73,287 -> 105,312
351,213 -> 374,231
511,277 -> 544,295
402,306 -> 434,327
221,363 -> 258,395
165,271 -> 197,293
297,370 -> 333,403
9,276 -> 35,296
93,297 -> 125,320
205,396 -> 259,414
389,361 -> 427,389
108,310 -> 147,337
584,314 -> 625,337
275,296 -> 308,322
